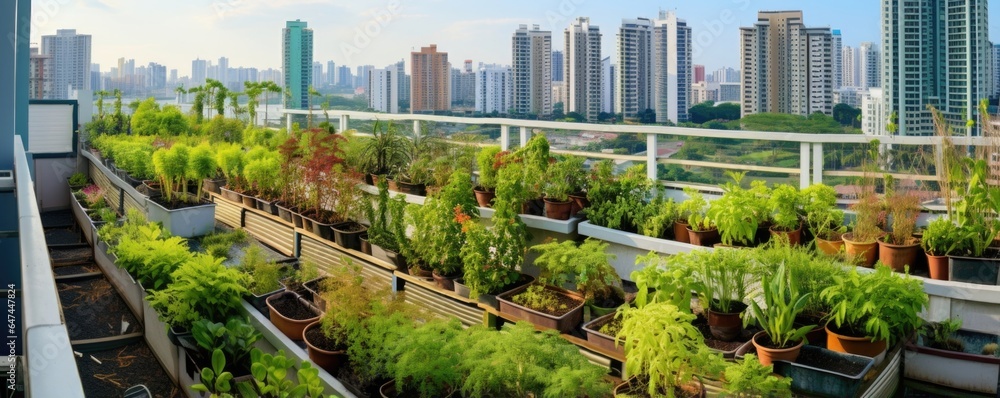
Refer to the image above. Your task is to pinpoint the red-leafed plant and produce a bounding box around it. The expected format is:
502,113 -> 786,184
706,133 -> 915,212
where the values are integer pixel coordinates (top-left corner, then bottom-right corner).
301,130 -> 347,218
277,136 -> 304,205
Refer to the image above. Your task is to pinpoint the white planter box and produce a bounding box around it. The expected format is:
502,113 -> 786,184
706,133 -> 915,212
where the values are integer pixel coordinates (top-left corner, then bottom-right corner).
904,330 -> 1000,395
578,221 -> 704,279
145,197 -> 217,238
94,241 -> 144,320
142,298 -> 179,384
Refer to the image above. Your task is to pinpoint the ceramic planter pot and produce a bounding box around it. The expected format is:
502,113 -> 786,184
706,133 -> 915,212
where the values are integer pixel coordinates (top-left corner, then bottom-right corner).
826,323 -> 887,363
497,284 -> 585,333
473,187 -> 495,208
816,235 -> 845,256
948,254 -> 1000,286
266,291 -> 320,341
707,303 -> 746,342
673,221 -> 691,243
332,222 -> 368,251
431,271 -> 460,291
926,252 -> 949,281
302,321 -> 347,374
145,195 -> 216,238
769,225 -> 803,246
581,312 -> 625,357
568,192 -> 589,217
752,331 -> 804,366
687,226 -> 720,247
877,238 -> 921,272
842,233 -> 878,267
219,186 -> 242,203
202,177 -> 227,195
543,198 -> 573,220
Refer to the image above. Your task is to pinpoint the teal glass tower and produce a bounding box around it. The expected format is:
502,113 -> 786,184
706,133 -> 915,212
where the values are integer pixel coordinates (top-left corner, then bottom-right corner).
283,20 -> 313,110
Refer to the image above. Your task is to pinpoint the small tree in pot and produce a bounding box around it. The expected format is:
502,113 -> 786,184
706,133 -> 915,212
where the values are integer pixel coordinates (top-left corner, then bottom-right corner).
473,146 -> 502,206
878,188 -> 923,272
920,217 -> 968,280
685,248 -> 755,342
187,144 -> 218,201
540,156 -> 582,220
152,143 -> 191,204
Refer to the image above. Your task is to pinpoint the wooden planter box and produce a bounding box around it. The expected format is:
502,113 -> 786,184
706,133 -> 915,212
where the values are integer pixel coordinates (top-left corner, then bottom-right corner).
145,196 -> 217,238
497,284 -> 585,334
904,329 -> 1000,395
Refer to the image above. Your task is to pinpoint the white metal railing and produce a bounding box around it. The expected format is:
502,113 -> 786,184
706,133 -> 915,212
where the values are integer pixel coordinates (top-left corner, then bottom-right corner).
281,109 -> 991,190
14,136 -> 86,397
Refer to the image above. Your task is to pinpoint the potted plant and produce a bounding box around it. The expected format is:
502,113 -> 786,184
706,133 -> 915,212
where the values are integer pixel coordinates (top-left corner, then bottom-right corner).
147,253 -> 250,338
683,187 -> 718,247
473,146 -> 502,207
722,354 -> 792,397
408,170 -> 479,290
878,190 -> 922,272
820,265 -> 927,361
299,131 -> 348,241
921,217 -> 967,280
243,151 -> 282,215
842,194 -> 883,267
216,146 -> 244,203
265,291 -> 320,341
358,120 -> 409,181
687,248 -> 754,342
949,158 -> 1000,285
187,144 -> 218,202
189,317 -> 261,377
68,172 -> 89,190
147,144 -> 218,237
749,263 -> 814,366
457,164 -> 531,307
615,302 -> 723,397
275,136 -> 305,225
708,173 -> 770,247
385,318 -> 464,398
238,246 -> 288,314
530,239 -> 625,318
510,133 -> 551,215
541,155 -> 584,220
496,276 -> 586,333
364,179 -> 411,271
391,157 -> 433,196
585,162 -> 652,234
328,169 -> 369,251
905,317 -> 1000,395
768,184 -> 804,246
802,184 -> 846,255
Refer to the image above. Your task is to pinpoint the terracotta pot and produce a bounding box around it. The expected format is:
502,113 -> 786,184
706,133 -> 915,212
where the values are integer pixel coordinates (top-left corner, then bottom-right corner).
568,193 -> 589,216
266,292 -> 319,341
707,304 -> 745,342
473,187 -> 495,208
842,233 -> 878,267
769,225 -> 802,246
240,192 -> 257,208
877,238 -> 921,272
674,221 -> 691,243
752,331 -> 804,366
431,271 -> 460,291
826,323 -> 887,359
815,234 -> 844,256
302,321 -> 347,374
926,252 -> 949,281
543,198 -> 573,220
687,226 -> 720,247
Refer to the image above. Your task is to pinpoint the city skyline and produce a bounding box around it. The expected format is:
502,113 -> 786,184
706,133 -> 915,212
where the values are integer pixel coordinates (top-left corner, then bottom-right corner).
34,0 -> 992,78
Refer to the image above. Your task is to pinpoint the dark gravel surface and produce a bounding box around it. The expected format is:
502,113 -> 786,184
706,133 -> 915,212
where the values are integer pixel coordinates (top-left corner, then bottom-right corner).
75,341 -> 182,398
58,276 -> 142,340
49,246 -> 94,265
45,228 -> 82,245
53,263 -> 100,277
41,209 -> 74,228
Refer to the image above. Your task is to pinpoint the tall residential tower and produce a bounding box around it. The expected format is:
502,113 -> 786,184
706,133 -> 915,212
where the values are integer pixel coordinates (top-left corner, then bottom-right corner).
40,29 -> 91,99
564,17 -> 603,121
282,20 -> 313,109
410,44 -> 450,113
512,25 -> 552,116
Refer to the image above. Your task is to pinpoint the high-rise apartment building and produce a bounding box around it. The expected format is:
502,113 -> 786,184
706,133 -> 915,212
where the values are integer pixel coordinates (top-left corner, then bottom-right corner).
356,65 -> 374,91
551,50 -> 564,82
218,57 -> 229,86
652,11 -> 692,123
192,58 -> 208,86
859,42 -> 880,90
475,65 -> 513,114
410,44 -> 450,113
282,20 -> 313,109
832,30 -> 843,90
711,67 -> 740,83
312,62 -> 324,88
337,65 -> 352,87
862,88 -> 887,135
326,61 -> 336,88
28,48 -> 51,99
992,43 -> 1000,98
740,11 -> 834,117
601,57 -> 615,114
368,68 -> 398,114
564,17 -> 603,121
616,18 -> 654,119
882,0 -> 989,136
90,63 -> 102,92
842,46 -> 858,87
451,62 -> 476,109
41,29 -> 91,99
147,62 -> 166,90
512,25 -> 552,116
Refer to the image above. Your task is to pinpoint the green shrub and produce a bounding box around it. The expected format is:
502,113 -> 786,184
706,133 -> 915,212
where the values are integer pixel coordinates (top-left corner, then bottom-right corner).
148,254 -> 248,329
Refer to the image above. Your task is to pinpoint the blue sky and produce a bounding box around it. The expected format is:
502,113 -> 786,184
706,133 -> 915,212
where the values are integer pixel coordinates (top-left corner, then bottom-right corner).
31,0 -> 1000,76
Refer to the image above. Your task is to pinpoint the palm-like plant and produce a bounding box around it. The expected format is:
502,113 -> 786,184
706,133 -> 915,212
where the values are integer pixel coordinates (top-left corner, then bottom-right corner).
260,81 -> 281,126
360,120 -> 409,176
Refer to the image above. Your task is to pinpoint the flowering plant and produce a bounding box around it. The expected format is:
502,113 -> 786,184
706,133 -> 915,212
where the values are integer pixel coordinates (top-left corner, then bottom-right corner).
80,184 -> 106,208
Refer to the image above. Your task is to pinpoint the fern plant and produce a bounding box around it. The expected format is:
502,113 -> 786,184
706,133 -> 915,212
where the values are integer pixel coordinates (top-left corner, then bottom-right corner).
392,318 -> 464,398
530,239 -> 623,305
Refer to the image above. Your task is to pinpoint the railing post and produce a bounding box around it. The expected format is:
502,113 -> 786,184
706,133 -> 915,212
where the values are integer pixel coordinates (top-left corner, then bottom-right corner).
519,126 -> 529,148
799,142 -> 810,189
413,120 -> 421,138
339,114 -> 350,133
812,143 -> 823,185
286,111 -> 293,131
500,125 -> 510,151
647,133 -> 658,181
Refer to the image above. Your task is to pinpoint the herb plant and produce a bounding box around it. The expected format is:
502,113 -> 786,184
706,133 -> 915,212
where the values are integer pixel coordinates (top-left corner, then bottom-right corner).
530,238 -> 623,306
148,254 -> 249,330
919,317 -> 964,352
475,146 -> 502,190
802,184 -> 845,240
391,318 -> 464,398
883,191 -> 921,245
722,354 -> 792,397
631,252 -> 695,312
191,317 -> 262,371
68,172 -> 88,186
820,265 -> 927,345
408,170 -> 479,275
683,249 -> 754,314
921,217 -> 968,256
769,184 -> 802,232
191,349 -> 235,397
749,264 -> 814,348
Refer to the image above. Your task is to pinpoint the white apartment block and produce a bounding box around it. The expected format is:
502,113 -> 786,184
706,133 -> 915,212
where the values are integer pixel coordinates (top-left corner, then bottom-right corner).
616,18 -> 653,119
41,29 -> 91,99
564,17 -> 603,121
368,68 -> 398,114
862,88 -> 886,135
652,11 -> 692,124
475,66 -> 513,114
512,25 -> 552,116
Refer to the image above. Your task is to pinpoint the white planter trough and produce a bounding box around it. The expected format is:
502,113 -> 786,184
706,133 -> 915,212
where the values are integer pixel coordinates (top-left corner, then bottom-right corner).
142,297 -> 179,384
578,221 -> 704,279
145,196 -> 217,238
94,241 -> 144,320
904,329 -> 1000,395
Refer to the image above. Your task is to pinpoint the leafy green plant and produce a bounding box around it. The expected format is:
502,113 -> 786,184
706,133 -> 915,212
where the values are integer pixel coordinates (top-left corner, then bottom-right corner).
293,362 -> 326,398
683,249 -> 754,314
363,178 -> 408,253
919,317 -> 964,352
760,244 -> 842,318
192,317 -> 262,371
114,140 -> 155,180
200,229 -> 249,259
510,133 -> 551,199
616,302 -> 723,397
543,156 -> 583,202
637,196 -> 677,239
239,246 -> 285,296
749,264 -> 814,348
475,146 -> 502,190
152,143 -> 192,202
249,349 -> 298,397
921,217 -> 968,256
115,228 -> 192,290
408,170 -> 479,275
359,120 -> 409,176
68,172 -> 88,186
95,207 -> 118,223
883,191 -> 921,245
708,175 -> 770,245
722,354 -> 792,397
188,144 -> 218,201
530,239 -> 623,306
243,151 -> 282,200
216,146 -> 245,191
769,184 -> 802,232
802,184 -> 846,240
392,318 -> 464,398
848,194 -> 883,243
631,252 -> 695,312
80,185 -> 106,208
820,265 -> 927,345
458,322 -> 612,398
191,349 -> 235,397
585,162 -> 652,232
148,254 -> 249,330
680,187 -> 711,232
954,159 -> 1000,257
